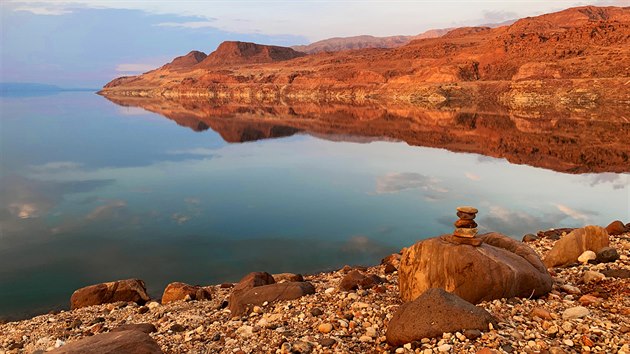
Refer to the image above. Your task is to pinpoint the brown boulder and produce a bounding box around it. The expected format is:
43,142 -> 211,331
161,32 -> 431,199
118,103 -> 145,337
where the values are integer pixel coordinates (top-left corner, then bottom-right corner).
537,228 -> 575,240
161,282 -> 212,304
399,233 -> 552,304
605,220 -> 626,235
381,253 -> 401,269
49,330 -> 163,354
233,272 -> 275,292
339,270 -> 383,291
385,288 -> 496,346
543,225 -> 609,268
229,282 -> 315,316
272,273 -> 304,283
70,279 -> 149,310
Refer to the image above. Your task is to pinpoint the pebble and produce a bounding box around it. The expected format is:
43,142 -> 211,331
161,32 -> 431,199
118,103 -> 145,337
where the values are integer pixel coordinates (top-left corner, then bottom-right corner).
562,306 -> 590,319
318,323 -> 333,334
438,344 -> 452,352
563,339 -> 574,347
583,270 -> 605,284
578,250 -> 596,263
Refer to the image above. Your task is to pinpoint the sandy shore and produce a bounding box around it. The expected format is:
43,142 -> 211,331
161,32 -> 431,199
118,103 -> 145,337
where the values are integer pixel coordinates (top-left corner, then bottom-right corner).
0,232 -> 628,354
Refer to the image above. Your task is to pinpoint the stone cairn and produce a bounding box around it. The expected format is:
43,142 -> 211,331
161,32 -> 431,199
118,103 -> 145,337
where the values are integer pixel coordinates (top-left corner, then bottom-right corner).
453,206 -> 478,238
443,206 -> 482,246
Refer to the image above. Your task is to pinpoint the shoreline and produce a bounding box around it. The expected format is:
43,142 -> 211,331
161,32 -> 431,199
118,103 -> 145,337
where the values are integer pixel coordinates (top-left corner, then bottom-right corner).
1,227 -> 628,353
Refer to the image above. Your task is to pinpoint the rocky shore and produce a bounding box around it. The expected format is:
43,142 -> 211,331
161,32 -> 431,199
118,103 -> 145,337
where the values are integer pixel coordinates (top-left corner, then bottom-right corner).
1,222 -> 629,354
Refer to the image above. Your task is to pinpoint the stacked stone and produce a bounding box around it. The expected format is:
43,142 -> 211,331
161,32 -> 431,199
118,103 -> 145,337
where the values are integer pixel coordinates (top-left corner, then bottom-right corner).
454,206 -> 478,238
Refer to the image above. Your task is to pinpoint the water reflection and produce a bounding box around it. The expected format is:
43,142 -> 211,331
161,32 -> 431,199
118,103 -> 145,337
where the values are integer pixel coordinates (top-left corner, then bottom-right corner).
104,95 -> 630,174
0,92 -> 628,320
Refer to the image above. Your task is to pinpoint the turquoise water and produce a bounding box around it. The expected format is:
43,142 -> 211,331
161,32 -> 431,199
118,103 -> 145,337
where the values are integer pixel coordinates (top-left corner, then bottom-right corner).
1,91 -> 628,320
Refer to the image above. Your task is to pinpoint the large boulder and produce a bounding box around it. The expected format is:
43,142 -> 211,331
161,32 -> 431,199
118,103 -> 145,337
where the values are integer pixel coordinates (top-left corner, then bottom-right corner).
229,282 -> 315,316
161,282 -> 212,304
49,330 -> 163,354
386,288 -> 496,346
233,272 -> 275,292
605,220 -> 626,235
543,225 -> 609,268
399,233 -> 552,304
70,279 -> 150,310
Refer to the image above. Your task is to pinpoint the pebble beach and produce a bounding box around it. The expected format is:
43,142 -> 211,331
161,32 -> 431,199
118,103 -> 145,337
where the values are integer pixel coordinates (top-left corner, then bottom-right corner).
1,229 -> 629,354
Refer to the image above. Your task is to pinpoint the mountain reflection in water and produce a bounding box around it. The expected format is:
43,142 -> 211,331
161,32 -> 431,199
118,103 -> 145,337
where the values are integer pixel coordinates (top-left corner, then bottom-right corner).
104,96 -> 630,174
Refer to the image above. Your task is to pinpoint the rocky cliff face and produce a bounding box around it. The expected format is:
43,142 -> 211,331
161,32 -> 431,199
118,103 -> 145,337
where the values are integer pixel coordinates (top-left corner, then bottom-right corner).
196,41 -> 305,67
100,6 -> 630,112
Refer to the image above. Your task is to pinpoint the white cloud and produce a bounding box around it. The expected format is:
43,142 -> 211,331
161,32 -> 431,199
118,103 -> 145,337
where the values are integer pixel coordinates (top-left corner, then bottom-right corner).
156,21 -> 216,29
465,172 -> 481,181
29,161 -> 82,172
86,200 -> 127,220
7,0 -> 613,41
168,148 -> 216,156
555,204 -> 594,222
13,6 -> 72,15
115,63 -> 158,73
375,172 -> 448,195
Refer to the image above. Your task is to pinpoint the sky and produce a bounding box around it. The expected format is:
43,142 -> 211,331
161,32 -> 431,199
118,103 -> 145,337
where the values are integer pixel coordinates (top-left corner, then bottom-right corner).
1,0 -> 627,87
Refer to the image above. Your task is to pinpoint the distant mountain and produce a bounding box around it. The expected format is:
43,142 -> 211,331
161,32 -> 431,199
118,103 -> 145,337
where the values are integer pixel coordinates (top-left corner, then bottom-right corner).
289,21 -> 518,54
291,29 -> 451,54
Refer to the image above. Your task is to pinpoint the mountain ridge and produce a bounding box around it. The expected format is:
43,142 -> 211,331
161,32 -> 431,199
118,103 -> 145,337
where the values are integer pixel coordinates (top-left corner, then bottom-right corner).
100,6 -> 630,112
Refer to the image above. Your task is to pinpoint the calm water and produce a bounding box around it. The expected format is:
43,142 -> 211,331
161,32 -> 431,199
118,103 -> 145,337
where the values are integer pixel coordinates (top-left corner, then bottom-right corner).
1,91 -> 628,320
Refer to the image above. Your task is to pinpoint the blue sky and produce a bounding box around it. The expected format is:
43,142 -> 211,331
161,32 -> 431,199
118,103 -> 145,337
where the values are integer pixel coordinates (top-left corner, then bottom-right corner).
0,0 -> 625,87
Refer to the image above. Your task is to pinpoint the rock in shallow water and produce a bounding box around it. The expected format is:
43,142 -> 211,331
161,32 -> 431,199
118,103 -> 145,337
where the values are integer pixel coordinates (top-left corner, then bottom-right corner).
399,232 -> 552,304
385,288 -> 496,346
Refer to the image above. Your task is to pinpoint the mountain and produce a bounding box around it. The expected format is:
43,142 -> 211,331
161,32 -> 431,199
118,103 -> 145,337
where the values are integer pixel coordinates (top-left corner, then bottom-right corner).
290,23 -> 520,54
100,6 -> 630,112
161,50 -> 208,70
291,28 -> 452,54
196,41 -> 305,67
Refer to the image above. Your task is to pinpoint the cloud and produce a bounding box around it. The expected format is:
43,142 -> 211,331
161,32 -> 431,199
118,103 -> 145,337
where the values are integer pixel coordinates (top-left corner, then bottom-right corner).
554,204 -> 596,223
167,148 -> 217,156
13,6 -> 72,16
482,10 -> 518,23
375,172 -> 448,195
115,63 -> 158,73
479,206 -> 563,236
156,21 -> 216,29
583,173 -> 628,190
29,161 -> 82,173
479,203 -> 599,236
171,213 -> 191,225
86,200 -> 127,220
465,172 -> 481,181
